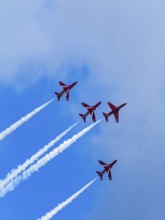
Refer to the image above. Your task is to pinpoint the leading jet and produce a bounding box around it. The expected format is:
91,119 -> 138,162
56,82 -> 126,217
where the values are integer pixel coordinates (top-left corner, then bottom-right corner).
79,101 -> 101,123
103,102 -> 127,123
54,81 -> 77,101
96,160 -> 117,181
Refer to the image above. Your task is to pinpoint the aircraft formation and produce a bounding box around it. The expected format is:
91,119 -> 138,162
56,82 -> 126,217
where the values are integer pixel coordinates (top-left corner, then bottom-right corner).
55,80 -> 127,181
0,80 -> 127,219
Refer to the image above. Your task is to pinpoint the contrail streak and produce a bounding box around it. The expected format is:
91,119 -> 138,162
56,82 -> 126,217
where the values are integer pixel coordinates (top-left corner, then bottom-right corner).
0,122 -> 78,189
38,178 -> 98,220
0,98 -> 55,141
0,119 -> 102,197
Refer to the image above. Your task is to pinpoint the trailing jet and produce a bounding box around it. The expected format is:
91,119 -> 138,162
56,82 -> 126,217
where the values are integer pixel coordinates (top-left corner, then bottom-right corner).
54,81 -> 77,101
79,101 -> 101,123
96,160 -> 117,181
103,102 -> 127,123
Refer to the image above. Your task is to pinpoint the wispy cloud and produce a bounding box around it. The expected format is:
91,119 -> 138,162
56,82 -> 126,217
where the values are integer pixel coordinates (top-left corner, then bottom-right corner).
0,120 -> 102,197
0,98 -> 54,141
0,0 -> 165,96
38,177 -> 98,220
0,122 -> 78,188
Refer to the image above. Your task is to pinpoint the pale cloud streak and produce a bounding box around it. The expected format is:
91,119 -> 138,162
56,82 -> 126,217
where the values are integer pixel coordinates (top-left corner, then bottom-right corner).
1,0 -> 165,96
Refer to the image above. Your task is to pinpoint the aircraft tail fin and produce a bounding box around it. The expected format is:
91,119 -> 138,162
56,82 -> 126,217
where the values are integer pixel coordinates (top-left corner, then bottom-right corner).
103,112 -> 109,122
96,171 -> 103,180
55,92 -> 61,101
79,113 -> 86,123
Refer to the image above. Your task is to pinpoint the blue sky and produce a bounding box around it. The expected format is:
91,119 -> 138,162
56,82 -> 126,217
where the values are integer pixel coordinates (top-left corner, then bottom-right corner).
0,0 -> 165,219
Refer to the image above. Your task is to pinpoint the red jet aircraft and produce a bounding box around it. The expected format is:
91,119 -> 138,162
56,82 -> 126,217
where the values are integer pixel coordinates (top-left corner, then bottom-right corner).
103,102 -> 127,123
96,160 -> 117,181
54,81 -> 77,101
79,101 -> 101,123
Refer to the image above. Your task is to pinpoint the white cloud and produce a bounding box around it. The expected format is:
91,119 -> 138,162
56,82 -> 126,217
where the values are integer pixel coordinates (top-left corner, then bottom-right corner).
0,1 -> 52,83
1,0 -> 165,95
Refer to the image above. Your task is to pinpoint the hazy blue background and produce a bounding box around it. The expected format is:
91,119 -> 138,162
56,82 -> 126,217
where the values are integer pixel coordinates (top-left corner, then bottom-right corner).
0,0 -> 165,219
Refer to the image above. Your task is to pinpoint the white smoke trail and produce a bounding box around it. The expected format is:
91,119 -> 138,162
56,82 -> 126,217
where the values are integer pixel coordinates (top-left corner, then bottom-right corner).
0,98 -> 55,141
38,178 -> 98,220
0,122 -> 78,189
0,119 -> 102,197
